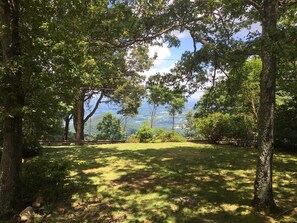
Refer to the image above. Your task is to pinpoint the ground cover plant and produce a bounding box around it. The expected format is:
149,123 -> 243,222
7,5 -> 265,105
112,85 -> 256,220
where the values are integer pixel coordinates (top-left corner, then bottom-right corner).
22,143 -> 297,223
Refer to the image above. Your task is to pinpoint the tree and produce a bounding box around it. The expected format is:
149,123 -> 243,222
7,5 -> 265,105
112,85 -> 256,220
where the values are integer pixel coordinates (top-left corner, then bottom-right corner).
146,74 -> 170,128
69,0 -> 180,141
166,92 -> 186,131
166,0 -> 297,212
0,0 -> 24,215
1,1 -> 181,215
96,113 -> 124,140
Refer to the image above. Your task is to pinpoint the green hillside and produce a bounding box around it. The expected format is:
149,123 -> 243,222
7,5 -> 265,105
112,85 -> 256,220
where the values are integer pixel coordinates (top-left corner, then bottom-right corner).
71,99 -> 197,138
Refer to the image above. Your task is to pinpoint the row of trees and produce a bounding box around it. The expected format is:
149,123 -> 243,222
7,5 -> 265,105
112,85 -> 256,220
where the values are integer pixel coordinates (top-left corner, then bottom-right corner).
1,0 -> 296,217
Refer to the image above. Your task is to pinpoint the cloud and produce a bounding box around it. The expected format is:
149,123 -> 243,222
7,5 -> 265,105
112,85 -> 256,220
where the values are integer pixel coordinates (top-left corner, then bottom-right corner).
148,43 -> 171,67
171,30 -> 191,40
141,43 -> 173,78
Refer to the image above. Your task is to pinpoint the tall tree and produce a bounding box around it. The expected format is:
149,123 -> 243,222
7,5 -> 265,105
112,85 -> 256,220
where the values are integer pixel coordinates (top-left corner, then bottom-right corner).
167,0 -> 297,212
146,74 -> 170,128
0,0 -> 24,216
166,92 -> 186,131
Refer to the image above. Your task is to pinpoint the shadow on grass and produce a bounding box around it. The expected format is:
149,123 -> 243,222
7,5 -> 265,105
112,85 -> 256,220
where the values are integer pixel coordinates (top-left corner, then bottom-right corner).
21,143 -> 297,223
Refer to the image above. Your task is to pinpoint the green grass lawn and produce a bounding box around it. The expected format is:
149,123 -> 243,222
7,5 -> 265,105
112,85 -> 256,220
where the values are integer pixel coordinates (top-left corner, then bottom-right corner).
22,143 -> 297,223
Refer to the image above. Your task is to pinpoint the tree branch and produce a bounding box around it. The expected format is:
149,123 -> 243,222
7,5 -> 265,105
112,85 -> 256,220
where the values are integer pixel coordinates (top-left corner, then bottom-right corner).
83,91 -> 104,124
279,0 -> 297,7
246,0 -> 263,12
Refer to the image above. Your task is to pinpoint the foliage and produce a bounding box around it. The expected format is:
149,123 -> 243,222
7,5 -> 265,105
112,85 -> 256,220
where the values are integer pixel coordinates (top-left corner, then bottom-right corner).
194,112 -> 256,145
195,57 -> 261,118
146,74 -> 171,128
22,140 -> 42,158
184,111 -> 200,139
226,114 -> 257,144
275,95 -> 297,150
126,134 -> 140,143
22,157 -> 71,204
135,122 -> 155,143
155,128 -> 186,142
96,113 -> 124,140
195,113 -> 230,143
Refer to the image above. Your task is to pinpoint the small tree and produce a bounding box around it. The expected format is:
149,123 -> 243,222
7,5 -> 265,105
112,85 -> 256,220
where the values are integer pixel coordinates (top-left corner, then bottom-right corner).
96,113 -> 124,140
166,93 -> 186,131
184,111 -> 200,139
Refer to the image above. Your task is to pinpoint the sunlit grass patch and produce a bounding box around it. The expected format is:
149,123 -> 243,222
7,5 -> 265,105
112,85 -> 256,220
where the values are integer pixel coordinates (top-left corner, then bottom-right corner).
23,142 -> 297,223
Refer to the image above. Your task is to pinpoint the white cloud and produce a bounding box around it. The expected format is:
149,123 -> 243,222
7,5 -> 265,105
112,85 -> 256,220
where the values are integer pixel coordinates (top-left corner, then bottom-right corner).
148,43 -> 171,67
141,43 -> 173,78
171,30 -> 191,40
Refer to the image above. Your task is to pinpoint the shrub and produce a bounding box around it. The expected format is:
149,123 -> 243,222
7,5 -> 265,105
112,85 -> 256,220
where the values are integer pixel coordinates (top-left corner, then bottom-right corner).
155,128 -> 170,142
195,113 -> 230,143
155,128 -> 186,142
227,114 -> 256,142
126,134 -> 140,143
22,158 -> 71,203
274,96 -> 297,150
135,123 -> 155,143
22,140 -> 42,158
195,113 -> 257,145
168,131 -> 186,142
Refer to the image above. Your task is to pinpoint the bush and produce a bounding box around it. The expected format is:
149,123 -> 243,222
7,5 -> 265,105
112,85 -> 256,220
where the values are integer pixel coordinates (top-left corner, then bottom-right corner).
22,158 -> 71,203
155,128 -> 170,142
275,100 -> 297,150
126,134 -> 140,143
195,113 -> 256,145
227,114 -> 256,142
135,123 -> 155,143
168,131 -> 187,142
195,113 -> 230,143
22,140 -> 42,158
155,128 -> 186,142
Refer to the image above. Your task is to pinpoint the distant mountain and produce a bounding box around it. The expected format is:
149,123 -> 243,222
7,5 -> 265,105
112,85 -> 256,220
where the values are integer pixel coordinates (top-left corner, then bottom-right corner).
71,98 -> 198,138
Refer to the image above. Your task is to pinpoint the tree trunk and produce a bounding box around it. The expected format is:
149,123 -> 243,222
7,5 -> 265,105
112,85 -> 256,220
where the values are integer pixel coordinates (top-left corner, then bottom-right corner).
0,0 -> 24,216
0,116 -> 23,216
252,0 -> 278,213
63,115 -> 72,140
74,89 -> 85,141
150,105 -> 158,128
172,113 -> 175,131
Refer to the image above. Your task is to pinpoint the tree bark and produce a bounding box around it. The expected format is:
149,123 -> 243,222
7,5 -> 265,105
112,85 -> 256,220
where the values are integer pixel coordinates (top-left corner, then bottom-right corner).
74,89 -> 85,141
252,0 -> 278,213
150,104 -> 158,128
0,0 -> 24,216
172,113 -> 175,131
63,114 -> 72,140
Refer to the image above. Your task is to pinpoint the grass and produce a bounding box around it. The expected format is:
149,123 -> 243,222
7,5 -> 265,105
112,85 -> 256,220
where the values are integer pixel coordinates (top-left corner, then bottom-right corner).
22,142 -> 297,223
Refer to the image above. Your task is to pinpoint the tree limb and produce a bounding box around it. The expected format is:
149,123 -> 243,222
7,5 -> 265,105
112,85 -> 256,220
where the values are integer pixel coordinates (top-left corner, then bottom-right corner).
83,91 -> 104,124
279,0 -> 297,7
246,0 -> 263,12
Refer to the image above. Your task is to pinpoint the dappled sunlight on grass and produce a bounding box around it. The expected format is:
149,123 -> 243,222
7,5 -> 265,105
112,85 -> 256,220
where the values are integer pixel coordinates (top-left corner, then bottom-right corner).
23,142 -> 297,223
